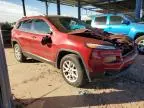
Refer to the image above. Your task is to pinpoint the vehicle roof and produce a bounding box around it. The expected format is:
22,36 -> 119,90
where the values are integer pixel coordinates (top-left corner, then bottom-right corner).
20,15 -> 76,20
90,13 -> 124,18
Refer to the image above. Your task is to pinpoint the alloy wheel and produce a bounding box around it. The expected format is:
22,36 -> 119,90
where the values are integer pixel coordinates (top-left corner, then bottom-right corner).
14,45 -> 21,60
138,40 -> 144,53
62,60 -> 78,83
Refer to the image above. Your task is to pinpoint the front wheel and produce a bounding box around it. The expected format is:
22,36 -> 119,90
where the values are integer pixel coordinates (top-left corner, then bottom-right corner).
135,36 -> 144,54
60,54 -> 86,87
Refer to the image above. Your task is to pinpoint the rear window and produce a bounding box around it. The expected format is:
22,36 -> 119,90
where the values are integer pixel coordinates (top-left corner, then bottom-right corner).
95,16 -> 107,25
17,20 -> 32,32
110,16 -> 123,25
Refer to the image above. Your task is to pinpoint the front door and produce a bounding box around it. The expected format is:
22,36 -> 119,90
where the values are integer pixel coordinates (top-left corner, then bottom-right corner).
105,15 -> 130,35
30,19 -> 54,61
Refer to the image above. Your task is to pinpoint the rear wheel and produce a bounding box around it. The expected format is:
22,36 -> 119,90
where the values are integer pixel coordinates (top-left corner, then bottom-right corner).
60,54 -> 86,87
14,44 -> 26,62
135,36 -> 144,54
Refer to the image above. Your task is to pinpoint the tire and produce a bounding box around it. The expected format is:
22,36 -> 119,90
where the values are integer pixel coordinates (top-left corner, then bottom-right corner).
60,54 -> 86,87
14,44 -> 26,62
135,35 -> 144,54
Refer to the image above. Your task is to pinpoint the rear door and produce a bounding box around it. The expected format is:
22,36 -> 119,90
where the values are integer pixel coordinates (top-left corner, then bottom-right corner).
30,19 -> 54,61
16,20 -> 33,53
91,16 -> 108,29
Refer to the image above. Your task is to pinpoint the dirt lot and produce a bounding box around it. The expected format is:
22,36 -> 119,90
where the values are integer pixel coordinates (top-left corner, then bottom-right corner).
5,48 -> 144,108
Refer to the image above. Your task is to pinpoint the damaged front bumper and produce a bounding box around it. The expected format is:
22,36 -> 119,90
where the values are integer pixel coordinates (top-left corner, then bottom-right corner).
89,49 -> 138,80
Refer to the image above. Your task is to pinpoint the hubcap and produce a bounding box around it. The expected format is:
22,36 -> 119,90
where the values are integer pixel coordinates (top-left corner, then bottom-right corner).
138,40 -> 144,52
14,45 -> 21,60
62,60 -> 78,83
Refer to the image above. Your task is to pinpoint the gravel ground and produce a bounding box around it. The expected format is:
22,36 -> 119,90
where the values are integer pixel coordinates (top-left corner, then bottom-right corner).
5,48 -> 144,108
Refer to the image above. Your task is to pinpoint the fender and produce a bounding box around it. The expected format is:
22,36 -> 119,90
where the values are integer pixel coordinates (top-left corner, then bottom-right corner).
128,27 -> 144,40
56,49 -> 92,82
11,39 -> 21,48
128,28 -> 138,40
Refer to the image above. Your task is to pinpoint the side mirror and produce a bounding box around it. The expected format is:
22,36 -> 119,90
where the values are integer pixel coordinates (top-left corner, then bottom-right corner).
47,28 -> 53,35
121,20 -> 130,25
41,36 -> 52,45
47,30 -> 53,35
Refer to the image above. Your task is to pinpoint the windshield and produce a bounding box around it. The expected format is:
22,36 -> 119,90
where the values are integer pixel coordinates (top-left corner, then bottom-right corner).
47,17 -> 87,33
124,15 -> 140,23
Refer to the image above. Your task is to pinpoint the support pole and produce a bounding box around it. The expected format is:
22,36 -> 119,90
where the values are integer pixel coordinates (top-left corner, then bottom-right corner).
22,0 -> 26,16
0,25 -> 12,108
135,0 -> 143,20
78,0 -> 81,20
57,0 -> 61,15
45,1 -> 48,15
113,0 -> 117,13
108,0 -> 111,13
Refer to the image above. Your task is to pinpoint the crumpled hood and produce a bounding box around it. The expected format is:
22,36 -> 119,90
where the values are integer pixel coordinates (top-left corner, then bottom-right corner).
68,29 -> 94,35
68,28 -> 134,55
68,28 -> 133,46
107,34 -> 134,55
108,35 -> 133,46
68,28 -> 112,45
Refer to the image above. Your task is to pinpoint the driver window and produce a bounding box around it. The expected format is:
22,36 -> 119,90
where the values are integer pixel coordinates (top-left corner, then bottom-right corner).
110,16 -> 123,25
32,19 -> 50,34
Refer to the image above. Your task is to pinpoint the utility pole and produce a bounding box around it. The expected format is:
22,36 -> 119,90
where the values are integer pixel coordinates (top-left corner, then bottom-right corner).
0,25 -> 12,108
108,0 -> 111,13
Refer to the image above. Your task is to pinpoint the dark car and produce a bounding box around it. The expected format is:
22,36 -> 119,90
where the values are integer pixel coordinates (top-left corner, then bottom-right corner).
11,15 -> 137,87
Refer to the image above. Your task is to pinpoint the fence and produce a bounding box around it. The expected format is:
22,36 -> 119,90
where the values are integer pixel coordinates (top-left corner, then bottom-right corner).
0,29 -> 11,45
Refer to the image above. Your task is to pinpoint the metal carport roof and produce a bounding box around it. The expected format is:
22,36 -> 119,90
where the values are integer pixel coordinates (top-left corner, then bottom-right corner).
38,0 -> 138,13
21,0 -> 143,20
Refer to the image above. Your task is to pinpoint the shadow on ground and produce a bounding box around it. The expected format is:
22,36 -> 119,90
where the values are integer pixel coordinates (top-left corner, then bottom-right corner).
12,53 -> 144,108
23,59 -> 41,63
14,77 -> 144,108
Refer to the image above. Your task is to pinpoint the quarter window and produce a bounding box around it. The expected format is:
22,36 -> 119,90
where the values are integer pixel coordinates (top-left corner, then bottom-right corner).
32,19 -> 50,34
110,16 -> 123,25
95,16 -> 107,25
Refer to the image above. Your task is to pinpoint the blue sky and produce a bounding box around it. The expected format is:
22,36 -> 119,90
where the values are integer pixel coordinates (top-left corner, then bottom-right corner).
0,0 -> 96,22
7,0 -> 91,17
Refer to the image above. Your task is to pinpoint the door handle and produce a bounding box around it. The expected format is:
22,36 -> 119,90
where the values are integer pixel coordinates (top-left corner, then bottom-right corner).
32,36 -> 37,39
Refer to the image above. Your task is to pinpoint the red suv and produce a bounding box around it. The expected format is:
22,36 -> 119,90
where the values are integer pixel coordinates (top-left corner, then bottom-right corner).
11,16 -> 137,87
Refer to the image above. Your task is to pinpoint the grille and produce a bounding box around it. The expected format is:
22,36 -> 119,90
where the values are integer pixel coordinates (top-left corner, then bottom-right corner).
121,43 -> 134,56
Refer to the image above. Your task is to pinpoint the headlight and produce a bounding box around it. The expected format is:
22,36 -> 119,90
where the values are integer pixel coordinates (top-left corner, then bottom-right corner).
86,43 -> 116,50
